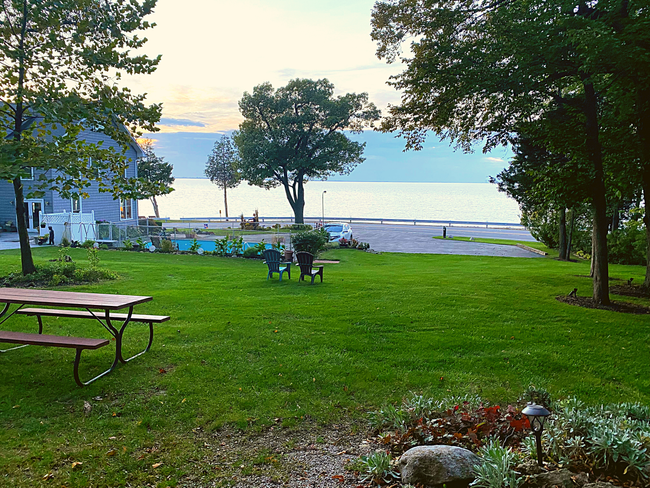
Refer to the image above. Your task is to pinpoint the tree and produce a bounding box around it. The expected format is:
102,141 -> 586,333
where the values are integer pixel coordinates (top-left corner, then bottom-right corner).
138,139 -> 174,219
205,134 -> 241,218
0,0 -> 161,275
370,0 -> 644,305
234,79 -> 380,223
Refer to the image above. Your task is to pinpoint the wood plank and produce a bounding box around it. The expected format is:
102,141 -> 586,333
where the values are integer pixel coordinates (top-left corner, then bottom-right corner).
0,331 -> 109,349
16,308 -> 170,323
0,289 -> 152,310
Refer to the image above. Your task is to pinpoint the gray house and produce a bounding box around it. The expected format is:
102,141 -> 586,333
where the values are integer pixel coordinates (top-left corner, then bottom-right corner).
0,126 -> 143,237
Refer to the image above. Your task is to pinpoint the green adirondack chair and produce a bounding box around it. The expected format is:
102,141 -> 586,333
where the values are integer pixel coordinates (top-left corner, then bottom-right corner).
263,249 -> 291,281
296,252 -> 324,284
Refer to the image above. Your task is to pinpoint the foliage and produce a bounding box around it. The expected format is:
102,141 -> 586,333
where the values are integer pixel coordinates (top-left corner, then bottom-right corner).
205,135 -> 241,218
242,247 -> 260,259
231,236 -> 244,256
358,451 -> 399,485
123,240 -> 134,251
214,236 -> 230,257
291,229 -> 328,256
188,239 -> 201,253
137,139 -> 174,218
0,261 -> 115,287
0,0 -> 161,275
60,237 -> 70,248
608,213 -> 647,266
472,439 -> 522,488
287,224 -> 313,231
159,238 -> 174,253
235,78 -> 380,223
136,237 -> 147,250
81,239 -> 96,249
521,208 -> 591,255
86,247 -> 100,268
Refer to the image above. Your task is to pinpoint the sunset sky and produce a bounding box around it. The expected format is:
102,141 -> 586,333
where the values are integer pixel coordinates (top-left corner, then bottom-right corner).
126,0 -> 512,182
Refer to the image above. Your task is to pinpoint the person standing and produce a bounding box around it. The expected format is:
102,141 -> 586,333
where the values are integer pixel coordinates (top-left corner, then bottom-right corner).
48,226 -> 54,245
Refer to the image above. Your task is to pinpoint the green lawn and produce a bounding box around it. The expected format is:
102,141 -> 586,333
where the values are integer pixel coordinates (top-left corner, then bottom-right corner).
0,247 -> 648,487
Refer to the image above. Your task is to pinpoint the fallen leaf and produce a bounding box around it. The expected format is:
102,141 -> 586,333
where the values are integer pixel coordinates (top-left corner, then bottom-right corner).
106,449 -> 117,457
313,378 -> 316,382
182,398 -> 186,403
42,472 -> 54,480
12,405 -> 20,409
83,401 -> 92,416
108,436 -> 117,440
152,462 -> 163,469
332,474 -> 344,482
122,446 -> 127,452
71,461 -> 83,470
159,368 -> 167,374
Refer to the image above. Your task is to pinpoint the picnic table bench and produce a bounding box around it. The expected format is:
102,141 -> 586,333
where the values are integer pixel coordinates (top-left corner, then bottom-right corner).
0,289 -> 169,387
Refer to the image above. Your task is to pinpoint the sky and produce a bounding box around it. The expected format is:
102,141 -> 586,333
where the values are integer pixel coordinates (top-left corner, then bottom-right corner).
124,0 -> 513,182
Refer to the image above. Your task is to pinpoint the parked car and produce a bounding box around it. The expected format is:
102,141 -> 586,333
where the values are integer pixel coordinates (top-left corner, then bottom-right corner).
323,222 -> 352,242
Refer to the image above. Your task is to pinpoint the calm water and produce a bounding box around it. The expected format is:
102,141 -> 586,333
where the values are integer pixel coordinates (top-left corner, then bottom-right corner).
138,179 -> 521,223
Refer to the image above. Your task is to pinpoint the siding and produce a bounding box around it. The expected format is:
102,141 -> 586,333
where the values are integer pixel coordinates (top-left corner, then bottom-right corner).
0,126 -> 141,227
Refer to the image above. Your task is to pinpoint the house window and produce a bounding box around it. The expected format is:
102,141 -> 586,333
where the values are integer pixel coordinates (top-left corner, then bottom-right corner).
120,199 -> 133,220
23,167 -> 35,180
71,196 -> 82,213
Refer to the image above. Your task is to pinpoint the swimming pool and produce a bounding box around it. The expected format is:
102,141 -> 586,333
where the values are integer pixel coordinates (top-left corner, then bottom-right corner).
170,239 -> 272,253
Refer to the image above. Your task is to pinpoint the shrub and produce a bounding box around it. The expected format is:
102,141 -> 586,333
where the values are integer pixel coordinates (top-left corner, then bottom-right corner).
99,244 -> 109,250
86,247 -> 100,268
608,218 -> 646,265
60,237 -> 70,247
231,236 -> 244,256
472,439 -> 522,488
284,223 -> 312,231
123,240 -> 133,250
188,238 -> 201,253
136,237 -> 147,250
243,247 -> 260,259
292,229 -> 328,256
160,239 -> 174,253
81,239 -> 96,249
214,236 -> 230,257
358,451 -> 399,485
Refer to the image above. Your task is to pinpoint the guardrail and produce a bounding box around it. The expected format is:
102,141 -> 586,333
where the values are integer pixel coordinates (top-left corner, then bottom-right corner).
178,216 -> 525,229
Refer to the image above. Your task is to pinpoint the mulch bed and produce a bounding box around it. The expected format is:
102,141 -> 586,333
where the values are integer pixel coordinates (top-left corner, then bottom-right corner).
556,295 -> 650,314
610,284 -> 650,299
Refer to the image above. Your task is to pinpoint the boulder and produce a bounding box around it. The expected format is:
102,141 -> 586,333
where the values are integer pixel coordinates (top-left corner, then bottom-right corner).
399,445 -> 480,487
522,468 -> 584,488
516,459 -> 543,475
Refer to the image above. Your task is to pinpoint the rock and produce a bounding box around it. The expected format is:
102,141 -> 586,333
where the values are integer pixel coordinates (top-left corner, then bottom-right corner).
516,459 -> 543,475
583,483 -> 616,488
522,468 -> 578,488
399,445 -> 480,487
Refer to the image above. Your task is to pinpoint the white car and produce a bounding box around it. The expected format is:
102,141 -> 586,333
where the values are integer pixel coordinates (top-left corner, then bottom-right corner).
323,222 -> 353,242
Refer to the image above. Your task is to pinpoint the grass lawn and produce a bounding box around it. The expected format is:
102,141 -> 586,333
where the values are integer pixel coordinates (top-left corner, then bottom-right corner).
433,235 -> 553,253
0,247 -> 649,487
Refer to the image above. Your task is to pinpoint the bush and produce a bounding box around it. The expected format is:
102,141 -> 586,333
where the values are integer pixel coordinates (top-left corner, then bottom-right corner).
160,239 -> 174,253
231,236 -> 244,256
188,238 -> 201,253
214,236 -> 230,257
123,240 -> 133,250
608,220 -> 646,265
0,261 -> 116,287
284,223 -> 312,231
81,239 -> 96,249
60,237 -> 70,247
292,229 -> 328,256
243,247 -> 260,259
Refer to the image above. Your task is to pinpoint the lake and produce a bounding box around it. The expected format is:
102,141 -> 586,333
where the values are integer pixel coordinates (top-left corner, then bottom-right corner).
137,179 -> 521,224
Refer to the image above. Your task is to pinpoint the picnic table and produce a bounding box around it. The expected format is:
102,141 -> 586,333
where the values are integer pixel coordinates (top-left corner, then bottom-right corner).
0,289 -> 169,387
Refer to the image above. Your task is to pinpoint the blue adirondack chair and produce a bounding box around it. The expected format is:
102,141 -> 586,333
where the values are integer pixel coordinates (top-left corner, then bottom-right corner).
296,252 -> 324,284
263,249 -> 291,281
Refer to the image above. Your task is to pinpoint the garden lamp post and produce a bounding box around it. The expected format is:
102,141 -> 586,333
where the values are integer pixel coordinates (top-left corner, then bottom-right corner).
522,402 -> 551,466
322,191 -> 327,226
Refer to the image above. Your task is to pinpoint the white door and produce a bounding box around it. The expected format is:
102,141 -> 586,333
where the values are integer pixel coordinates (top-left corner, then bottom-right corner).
23,199 -> 44,232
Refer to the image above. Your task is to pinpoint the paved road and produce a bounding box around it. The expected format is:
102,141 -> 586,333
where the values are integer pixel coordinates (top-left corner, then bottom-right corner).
195,221 -> 541,258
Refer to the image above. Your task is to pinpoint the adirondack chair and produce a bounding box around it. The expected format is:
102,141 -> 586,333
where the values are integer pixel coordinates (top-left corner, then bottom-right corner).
262,249 -> 291,281
296,252 -> 324,284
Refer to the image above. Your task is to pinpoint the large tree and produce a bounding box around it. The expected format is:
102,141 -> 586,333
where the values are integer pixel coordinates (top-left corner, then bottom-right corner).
370,0 -> 644,305
205,134 -> 241,218
138,139 -> 174,219
0,0 -> 161,275
234,79 -> 380,223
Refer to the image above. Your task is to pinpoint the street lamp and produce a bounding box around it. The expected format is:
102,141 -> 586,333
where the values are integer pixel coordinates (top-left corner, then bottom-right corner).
522,402 -> 551,466
322,191 -> 327,226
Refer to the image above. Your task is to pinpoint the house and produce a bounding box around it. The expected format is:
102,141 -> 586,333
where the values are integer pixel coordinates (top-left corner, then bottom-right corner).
0,124 -> 143,240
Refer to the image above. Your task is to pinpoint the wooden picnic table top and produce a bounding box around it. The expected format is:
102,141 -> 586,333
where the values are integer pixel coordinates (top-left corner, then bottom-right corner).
0,289 -> 152,310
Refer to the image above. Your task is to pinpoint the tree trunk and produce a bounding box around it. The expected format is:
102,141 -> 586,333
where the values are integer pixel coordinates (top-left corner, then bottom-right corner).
611,203 -> 620,231
13,177 -> 36,275
583,78 -> 609,305
589,230 -> 596,278
224,186 -> 229,218
291,196 -> 305,224
567,208 -> 575,258
558,208 -> 568,260
638,88 -> 650,288
150,196 -> 160,218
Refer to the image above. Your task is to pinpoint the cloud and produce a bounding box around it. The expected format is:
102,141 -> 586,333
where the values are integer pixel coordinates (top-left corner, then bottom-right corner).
484,157 -> 504,163
159,117 -> 206,127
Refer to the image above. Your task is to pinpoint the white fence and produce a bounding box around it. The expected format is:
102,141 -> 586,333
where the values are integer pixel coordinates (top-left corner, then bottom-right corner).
42,211 -> 96,245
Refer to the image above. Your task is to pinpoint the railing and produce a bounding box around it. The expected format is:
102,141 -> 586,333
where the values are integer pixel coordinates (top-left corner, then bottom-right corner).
179,216 -> 525,229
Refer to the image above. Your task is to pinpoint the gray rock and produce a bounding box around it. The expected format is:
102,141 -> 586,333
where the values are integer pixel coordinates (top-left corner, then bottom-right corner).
399,445 -> 480,487
522,468 -> 577,488
516,459 -> 543,475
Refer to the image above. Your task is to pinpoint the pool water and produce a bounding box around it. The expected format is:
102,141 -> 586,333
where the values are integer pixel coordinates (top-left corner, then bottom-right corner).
171,239 -> 273,253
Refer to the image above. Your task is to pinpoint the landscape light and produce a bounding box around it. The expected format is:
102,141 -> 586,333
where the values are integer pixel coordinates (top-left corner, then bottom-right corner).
522,402 -> 551,466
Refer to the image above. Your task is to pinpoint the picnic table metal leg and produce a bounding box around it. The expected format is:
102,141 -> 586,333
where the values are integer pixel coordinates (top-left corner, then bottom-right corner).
73,347 -> 119,387
0,304 -> 36,353
107,306 -> 152,363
